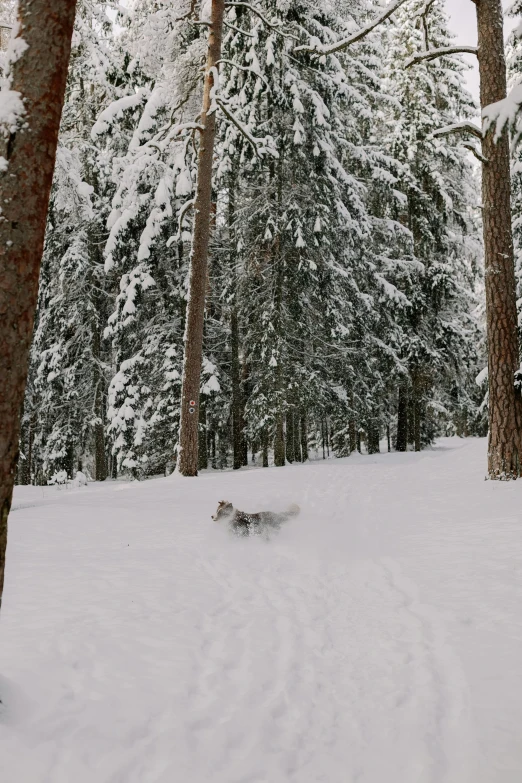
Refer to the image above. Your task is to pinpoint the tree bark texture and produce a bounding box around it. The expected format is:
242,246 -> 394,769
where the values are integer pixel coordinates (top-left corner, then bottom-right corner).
177,0 -> 225,476
0,0 -> 77,610
477,0 -> 522,478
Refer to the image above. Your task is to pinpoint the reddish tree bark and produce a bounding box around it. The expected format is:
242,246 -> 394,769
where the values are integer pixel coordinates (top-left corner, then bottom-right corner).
178,0 -> 225,476
0,0 -> 77,609
476,0 -> 522,478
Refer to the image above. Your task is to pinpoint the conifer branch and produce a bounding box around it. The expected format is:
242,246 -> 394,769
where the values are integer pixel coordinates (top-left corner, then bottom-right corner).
223,20 -> 254,36
215,97 -> 278,157
404,45 -> 478,68
224,2 -> 299,39
168,199 -> 195,245
217,58 -> 270,87
431,121 -> 483,140
294,0 -> 410,56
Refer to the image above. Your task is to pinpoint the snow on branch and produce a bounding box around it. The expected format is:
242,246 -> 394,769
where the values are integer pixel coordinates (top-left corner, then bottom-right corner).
404,45 -> 478,68
92,88 -> 150,139
430,122 -> 483,140
215,97 -> 278,157
0,19 -> 28,139
217,59 -> 270,88
294,0 -> 410,56
167,198 -> 195,246
224,2 -> 299,40
482,84 -> 522,142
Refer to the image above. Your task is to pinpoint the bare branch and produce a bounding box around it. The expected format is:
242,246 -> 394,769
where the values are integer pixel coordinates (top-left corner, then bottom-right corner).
294,0 -> 410,56
405,45 -> 478,68
462,143 -> 488,163
430,121 -> 483,140
223,20 -> 254,36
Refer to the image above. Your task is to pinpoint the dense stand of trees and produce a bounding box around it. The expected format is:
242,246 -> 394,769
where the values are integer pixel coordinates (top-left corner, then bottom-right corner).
10,0 -> 488,486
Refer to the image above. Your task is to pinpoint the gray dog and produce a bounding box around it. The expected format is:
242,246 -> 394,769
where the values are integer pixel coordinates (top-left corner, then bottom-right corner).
212,500 -> 300,536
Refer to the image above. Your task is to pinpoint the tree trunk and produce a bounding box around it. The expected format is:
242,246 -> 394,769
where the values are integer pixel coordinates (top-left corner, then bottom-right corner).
0,0 -> 77,610
262,428 -> 269,467
274,413 -> 285,467
476,0 -> 522,478
367,422 -> 380,454
198,397 -> 208,470
325,418 -> 330,457
93,319 -> 107,482
300,410 -> 308,462
396,384 -> 408,452
413,398 -> 421,452
293,414 -> 302,462
177,0 -> 225,476
286,409 -> 295,463
231,307 -> 242,470
240,362 -> 248,466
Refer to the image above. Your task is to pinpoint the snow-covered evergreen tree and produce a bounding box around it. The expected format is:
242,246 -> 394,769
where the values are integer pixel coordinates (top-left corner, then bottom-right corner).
381,0 -> 484,447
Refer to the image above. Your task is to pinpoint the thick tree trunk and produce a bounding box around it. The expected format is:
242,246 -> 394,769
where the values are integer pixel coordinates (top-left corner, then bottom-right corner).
0,0 -> 77,610
476,0 -> 522,478
177,0 -> 225,476
396,384 -> 408,452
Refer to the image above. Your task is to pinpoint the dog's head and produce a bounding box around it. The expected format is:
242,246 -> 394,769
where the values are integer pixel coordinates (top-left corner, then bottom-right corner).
212,500 -> 234,521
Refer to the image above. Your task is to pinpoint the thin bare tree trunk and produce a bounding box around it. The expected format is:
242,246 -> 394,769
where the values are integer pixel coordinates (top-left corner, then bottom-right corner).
286,408 -> 295,463
177,0 -> 225,476
198,397 -> 208,470
476,0 -> 521,478
0,0 -> 77,610
231,307 -> 242,470
93,318 -> 107,482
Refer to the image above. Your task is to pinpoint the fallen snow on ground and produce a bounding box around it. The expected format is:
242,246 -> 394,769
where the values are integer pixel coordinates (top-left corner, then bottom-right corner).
1,438 -> 522,783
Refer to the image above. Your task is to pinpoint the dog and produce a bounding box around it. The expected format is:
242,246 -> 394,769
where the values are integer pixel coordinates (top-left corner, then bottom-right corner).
212,500 -> 300,536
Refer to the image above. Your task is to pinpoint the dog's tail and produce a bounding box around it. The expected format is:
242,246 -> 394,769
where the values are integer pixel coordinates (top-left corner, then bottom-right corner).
287,503 -> 300,517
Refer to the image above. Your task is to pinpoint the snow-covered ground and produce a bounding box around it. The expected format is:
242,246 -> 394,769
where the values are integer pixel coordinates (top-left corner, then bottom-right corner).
1,437 -> 522,783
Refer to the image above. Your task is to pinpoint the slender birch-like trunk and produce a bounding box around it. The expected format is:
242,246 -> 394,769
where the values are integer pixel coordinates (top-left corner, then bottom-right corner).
0,0 -> 77,610
178,0 -> 225,476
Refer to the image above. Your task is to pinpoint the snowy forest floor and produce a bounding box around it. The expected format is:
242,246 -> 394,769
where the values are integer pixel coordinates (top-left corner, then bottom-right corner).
1,438 -> 522,783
